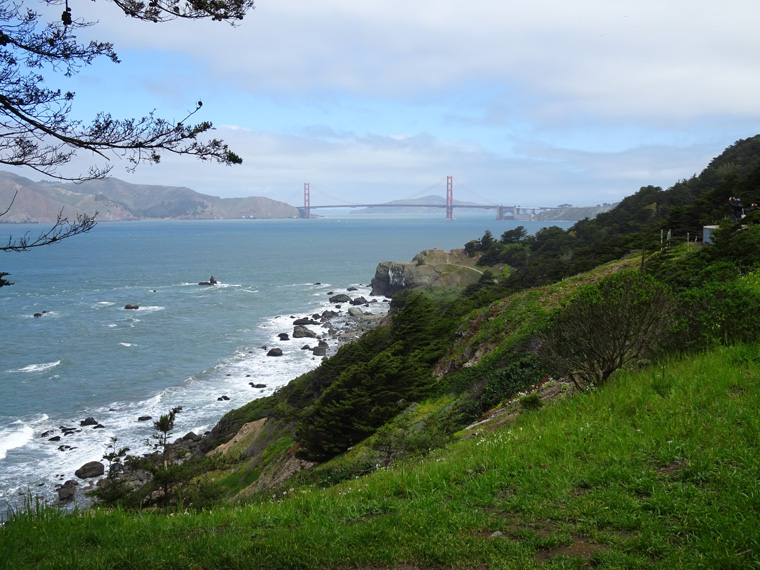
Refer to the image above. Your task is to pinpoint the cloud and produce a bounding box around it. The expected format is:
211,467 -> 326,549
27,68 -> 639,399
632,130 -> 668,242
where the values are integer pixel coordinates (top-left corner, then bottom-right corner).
75,0 -> 760,119
11,0 -> 760,208
69,125 -> 713,210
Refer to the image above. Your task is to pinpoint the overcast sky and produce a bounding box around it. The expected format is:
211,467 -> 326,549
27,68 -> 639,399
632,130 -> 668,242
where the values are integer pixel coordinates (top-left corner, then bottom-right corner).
13,0 -> 760,208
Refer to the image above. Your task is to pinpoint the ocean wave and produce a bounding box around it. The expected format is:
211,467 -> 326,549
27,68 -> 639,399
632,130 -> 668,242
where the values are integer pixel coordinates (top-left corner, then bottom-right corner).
0,281 -> 386,509
12,360 -> 61,373
126,305 -> 164,313
0,423 -> 34,461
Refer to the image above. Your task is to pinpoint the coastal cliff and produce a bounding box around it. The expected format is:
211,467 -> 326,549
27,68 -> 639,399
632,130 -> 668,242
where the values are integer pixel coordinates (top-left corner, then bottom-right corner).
370,248 -> 484,297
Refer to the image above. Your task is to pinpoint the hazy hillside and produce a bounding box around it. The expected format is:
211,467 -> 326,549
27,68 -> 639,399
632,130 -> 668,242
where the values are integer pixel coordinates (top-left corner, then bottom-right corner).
0,171 -> 299,222
349,194 -> 483,215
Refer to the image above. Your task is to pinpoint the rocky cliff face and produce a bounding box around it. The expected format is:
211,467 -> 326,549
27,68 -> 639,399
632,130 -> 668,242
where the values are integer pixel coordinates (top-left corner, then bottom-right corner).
370,248 -> 483,297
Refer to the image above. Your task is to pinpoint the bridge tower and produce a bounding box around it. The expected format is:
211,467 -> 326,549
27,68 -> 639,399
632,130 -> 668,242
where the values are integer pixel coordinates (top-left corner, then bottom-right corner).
303,182 -> 311,219
446,176 -> 454,220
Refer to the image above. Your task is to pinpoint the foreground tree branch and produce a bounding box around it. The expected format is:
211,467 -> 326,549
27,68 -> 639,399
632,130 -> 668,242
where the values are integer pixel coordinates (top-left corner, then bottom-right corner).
0,0 -> 252,182
1,0 -> 253,284
1,191 -> 97,254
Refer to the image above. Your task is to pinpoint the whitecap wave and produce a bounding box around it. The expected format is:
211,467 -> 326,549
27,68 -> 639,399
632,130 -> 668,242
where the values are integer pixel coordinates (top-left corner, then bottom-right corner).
13,360 -> 61,373
126,305 -> 164,313
0,424 -> 34,461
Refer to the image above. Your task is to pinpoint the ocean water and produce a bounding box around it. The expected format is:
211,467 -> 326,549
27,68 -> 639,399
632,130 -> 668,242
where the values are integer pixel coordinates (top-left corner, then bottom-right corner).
0,215 -> 570,511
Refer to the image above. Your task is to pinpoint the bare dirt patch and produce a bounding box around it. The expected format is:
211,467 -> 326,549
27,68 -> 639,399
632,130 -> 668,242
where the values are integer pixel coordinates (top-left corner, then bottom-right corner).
657,459 -> 686,478
535,537 -> 608,564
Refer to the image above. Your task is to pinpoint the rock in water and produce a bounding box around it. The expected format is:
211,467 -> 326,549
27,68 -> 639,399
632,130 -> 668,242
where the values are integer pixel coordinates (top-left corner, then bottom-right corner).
292,325 -> 317,339
74,461 -> 104,479
57,480 -> 78,501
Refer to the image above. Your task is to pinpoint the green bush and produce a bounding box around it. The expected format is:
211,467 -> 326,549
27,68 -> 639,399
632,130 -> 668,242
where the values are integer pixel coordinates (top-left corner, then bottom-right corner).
539,271 -> 674,388
369,410 -> 450,467
519,392 -> 543,411
676,276 -> 760,350
295,292 -> 454,461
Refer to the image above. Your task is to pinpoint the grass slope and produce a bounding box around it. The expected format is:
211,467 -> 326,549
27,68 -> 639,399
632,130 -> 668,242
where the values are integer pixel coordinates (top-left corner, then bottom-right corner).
3,344 -> 759,569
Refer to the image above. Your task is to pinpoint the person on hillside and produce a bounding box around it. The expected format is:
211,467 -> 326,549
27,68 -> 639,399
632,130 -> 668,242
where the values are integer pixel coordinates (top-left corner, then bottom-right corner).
729,196 -> 744,222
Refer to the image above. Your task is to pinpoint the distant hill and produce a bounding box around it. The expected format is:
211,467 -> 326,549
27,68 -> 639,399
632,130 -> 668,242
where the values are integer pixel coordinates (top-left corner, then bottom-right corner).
349,194 -> 613,220
349,195 -> 483,215
0,171 -> 299,222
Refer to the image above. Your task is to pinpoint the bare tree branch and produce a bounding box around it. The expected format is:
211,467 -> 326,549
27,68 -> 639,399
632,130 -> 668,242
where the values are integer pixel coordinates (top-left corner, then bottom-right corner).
0,0 -> 251,182
1,207 -> 97,252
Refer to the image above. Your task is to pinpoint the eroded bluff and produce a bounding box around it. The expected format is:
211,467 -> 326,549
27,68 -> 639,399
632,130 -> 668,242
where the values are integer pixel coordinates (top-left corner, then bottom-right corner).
370,248 -> 483,297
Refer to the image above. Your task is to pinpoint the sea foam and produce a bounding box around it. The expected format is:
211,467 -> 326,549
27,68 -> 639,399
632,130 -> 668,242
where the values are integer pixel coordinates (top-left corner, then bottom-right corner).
0,423 -> 34,461
13,361 -> 61,374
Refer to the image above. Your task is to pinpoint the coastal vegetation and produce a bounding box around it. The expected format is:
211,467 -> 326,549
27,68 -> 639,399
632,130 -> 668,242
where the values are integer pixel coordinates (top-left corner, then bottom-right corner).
3,135 -> 760,568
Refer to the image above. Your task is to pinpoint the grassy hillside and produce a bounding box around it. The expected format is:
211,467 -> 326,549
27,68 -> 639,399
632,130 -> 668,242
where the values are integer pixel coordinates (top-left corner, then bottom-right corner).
4,135 -> 760,568
3,344 -> 759,569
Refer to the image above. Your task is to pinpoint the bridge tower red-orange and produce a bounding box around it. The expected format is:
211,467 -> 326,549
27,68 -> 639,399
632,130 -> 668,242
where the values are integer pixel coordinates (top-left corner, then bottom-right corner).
446,176 -> 454,220
303,182 -> 311,219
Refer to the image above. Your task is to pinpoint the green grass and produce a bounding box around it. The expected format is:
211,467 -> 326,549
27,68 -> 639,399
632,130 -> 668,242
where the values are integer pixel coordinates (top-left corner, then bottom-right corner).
3,344 -> 760,569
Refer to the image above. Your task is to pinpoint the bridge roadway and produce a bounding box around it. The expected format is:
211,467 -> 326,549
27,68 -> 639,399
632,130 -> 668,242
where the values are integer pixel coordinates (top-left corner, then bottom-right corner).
298,203 -> 555,220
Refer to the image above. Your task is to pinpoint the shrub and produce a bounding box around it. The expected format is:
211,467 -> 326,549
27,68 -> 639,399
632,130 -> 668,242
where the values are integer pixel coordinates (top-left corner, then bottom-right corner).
519,392 -> 543,411
676,275 -> 760,350
539,271 -> 674,388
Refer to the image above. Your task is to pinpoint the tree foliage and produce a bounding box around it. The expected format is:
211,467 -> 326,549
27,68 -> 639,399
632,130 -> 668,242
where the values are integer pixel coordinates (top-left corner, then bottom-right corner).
0,0 -> 250,182
0,0 -> 253,284
295,292 -> 457,462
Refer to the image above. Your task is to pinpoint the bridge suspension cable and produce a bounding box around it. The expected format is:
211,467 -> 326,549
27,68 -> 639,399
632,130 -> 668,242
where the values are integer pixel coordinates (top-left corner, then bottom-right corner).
304,177 -> 450,206
399,177 -> 448,201
283,186 -> 303,205
309,185 -> 363,206
451,177 -> 499,206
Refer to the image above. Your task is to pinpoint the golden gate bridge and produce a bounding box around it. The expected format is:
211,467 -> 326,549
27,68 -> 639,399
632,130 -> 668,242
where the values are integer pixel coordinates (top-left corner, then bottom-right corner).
283,176 -> 556,220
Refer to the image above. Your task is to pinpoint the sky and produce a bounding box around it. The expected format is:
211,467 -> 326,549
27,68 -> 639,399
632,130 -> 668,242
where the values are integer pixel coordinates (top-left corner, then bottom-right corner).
11,0 -> 760,208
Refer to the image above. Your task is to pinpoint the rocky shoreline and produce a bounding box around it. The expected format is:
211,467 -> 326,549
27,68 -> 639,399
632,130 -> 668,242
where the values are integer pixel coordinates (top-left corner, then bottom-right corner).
59,289 -> 391,505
